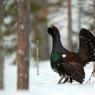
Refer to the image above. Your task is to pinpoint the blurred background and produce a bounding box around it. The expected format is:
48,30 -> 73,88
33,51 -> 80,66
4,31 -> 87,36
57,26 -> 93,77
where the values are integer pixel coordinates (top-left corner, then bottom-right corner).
0,0 -> 95,89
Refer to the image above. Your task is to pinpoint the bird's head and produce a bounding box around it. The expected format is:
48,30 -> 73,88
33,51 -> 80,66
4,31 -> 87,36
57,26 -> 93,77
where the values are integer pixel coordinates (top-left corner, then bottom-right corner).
47,25 -> 60,37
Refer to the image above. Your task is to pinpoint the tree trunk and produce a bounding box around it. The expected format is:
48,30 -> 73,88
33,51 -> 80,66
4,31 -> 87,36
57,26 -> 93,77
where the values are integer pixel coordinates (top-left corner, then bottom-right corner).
17,0 -> 30,89
76,0 -> 83,49
78,0 -> 83,31
67,0 -> 72,50
93,0 -> 95,76
0,32 -> 4,89
0,0 -> 4,89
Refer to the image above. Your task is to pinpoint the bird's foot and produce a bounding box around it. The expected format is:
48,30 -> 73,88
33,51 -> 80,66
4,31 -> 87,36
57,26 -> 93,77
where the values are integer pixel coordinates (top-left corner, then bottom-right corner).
62,77 -> 69,84
58,76 -> 64,84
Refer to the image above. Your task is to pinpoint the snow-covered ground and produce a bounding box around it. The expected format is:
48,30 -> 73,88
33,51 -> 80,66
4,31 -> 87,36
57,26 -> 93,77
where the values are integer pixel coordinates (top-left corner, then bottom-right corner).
0,57 -> 95,95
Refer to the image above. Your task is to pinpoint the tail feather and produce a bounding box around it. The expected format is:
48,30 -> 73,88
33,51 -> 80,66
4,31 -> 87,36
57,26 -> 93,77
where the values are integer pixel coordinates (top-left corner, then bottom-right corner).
79,28 -> 95,63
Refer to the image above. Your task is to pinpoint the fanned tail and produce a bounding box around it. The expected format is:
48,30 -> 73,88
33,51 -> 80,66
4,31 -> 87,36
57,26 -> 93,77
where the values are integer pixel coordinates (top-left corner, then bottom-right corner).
79,28 -> 95,64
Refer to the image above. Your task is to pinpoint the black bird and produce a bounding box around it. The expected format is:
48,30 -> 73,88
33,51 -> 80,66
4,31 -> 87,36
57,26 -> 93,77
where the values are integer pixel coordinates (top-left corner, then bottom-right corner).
47,25 -> 95,84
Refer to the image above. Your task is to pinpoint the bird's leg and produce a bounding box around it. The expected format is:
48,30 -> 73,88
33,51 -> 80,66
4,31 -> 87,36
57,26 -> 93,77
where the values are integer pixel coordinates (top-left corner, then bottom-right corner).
58,76 -> 64,84
62,77 -> 69,83
69,77 -> 73,83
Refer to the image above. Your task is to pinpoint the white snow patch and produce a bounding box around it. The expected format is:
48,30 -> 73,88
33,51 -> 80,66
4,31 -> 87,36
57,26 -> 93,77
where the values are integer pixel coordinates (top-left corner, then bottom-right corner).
1,55 -> 95,95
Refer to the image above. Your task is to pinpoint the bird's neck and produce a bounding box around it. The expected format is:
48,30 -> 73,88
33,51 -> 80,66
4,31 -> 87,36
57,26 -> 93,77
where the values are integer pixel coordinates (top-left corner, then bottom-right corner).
52,36 -> 64,53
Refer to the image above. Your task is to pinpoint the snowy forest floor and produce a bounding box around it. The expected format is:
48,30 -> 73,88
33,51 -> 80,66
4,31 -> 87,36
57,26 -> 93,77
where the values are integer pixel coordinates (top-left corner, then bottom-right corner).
0,56 -> 95,95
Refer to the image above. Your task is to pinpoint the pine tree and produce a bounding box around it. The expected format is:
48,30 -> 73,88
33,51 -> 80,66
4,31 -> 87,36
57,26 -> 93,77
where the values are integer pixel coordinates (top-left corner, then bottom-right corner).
17,0 -> 30,89
93,0 -> 95,76
67,0 -> 72,50
0,0 -> 4,89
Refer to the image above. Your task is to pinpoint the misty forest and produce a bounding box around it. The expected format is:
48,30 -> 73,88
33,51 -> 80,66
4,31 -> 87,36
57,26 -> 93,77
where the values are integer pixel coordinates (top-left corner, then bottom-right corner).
0,0 -> 95,95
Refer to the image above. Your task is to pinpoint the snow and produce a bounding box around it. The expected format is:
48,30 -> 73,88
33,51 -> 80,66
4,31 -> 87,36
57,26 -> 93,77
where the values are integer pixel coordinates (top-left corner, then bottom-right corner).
3,35 -> 17,49
0,56 -> 95,95
4,16 -> 12,25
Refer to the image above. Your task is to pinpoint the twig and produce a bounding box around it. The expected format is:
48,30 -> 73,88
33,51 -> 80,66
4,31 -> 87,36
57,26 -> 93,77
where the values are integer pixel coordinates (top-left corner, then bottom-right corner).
86,72 -> 93,84
36,40 -> 39,75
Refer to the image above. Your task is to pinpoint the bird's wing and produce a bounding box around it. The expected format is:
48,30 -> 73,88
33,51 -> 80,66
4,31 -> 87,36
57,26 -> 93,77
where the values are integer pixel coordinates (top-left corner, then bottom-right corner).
62,61 -> 85,84
79,28 -> 95,63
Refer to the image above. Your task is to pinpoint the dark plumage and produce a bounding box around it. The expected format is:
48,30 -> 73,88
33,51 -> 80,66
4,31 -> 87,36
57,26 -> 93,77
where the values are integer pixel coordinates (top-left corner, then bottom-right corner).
47,25 -> 95,84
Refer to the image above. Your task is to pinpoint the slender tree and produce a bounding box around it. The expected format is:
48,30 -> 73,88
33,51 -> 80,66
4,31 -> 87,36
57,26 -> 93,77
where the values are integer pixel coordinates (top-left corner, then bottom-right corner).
17,0 -> 30,89
76,0 -> 83,50
67,0 -> 72,50
0,33 -> 4,89
0,0 -> 4,89
93,0 -> 95,76
78,0 -> 83,31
